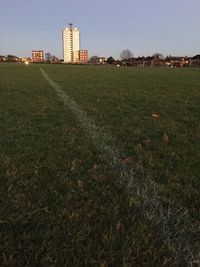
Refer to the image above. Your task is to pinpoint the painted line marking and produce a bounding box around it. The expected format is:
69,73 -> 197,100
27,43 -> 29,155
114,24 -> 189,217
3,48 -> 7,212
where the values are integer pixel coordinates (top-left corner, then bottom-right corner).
40,67 -> 199,263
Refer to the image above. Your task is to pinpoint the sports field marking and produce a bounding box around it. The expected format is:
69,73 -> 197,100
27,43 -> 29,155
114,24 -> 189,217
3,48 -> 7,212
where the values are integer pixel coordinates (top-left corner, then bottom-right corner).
40,67 -> 199,263
40,68 -> 121,164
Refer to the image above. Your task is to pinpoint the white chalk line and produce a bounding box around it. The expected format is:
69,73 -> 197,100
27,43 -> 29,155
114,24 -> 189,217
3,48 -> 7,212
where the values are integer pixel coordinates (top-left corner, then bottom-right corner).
40,67 -> 199,263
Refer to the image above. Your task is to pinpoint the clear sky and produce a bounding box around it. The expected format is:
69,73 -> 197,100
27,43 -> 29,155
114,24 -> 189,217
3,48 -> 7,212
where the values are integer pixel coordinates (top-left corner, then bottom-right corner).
0,0 -> 200,59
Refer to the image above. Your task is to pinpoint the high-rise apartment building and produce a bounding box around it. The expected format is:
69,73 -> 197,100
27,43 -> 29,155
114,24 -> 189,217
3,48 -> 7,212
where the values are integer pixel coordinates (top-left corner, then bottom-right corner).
32,50 -> 44,62
62,24 -> 80,63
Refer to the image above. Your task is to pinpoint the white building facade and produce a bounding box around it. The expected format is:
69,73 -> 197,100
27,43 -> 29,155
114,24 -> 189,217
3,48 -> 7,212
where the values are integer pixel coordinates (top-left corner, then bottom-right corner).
62,24 -> 80,63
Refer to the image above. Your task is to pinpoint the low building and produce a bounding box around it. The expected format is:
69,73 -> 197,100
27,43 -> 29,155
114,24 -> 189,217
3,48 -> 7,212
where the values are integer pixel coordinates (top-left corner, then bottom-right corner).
143,56 -> 155,67
6,55 -> 19,62
32,50 -> 44,62
90,56 -> 107,65
133,55 -> 163,67
165,56 -> 190,67
190,55 -> 200,67
133,57 -> 145,67
79,49 -> 88,63
0,55 -> 6,62
19,57 -> 31,63
120,57 -> 135,66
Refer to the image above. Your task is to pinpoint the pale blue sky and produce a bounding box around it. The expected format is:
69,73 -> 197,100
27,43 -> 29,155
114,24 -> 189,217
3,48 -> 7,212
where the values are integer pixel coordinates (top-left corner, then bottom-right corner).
0,0 -> 200,59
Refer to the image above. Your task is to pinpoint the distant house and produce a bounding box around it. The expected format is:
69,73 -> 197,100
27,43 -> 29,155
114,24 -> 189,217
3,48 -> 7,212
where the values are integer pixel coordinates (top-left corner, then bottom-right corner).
19,57 -> 31,63
143,56 -> 154,67
120,57 -> 135,66
90,56 -> 107,65
32,50 -> 44,63
0,55 -> 6,62
6,55 -> 19,62
165,56 -> 190,67
98,57 -> 107,64
133,57 -> 145,67
190,55 -> 200,67
144,56 -> 162,67
133,55 -> 162,67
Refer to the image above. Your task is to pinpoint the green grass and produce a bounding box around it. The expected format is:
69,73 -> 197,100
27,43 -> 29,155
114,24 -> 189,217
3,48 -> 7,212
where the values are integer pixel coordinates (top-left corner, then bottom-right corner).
0,63 -> 199,266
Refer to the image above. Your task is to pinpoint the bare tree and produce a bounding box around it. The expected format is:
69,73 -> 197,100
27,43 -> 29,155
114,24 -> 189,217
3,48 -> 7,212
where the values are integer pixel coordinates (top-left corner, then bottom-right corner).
153,53 -> 164,59
120,49 -> 133,60
45,52 -> 52,62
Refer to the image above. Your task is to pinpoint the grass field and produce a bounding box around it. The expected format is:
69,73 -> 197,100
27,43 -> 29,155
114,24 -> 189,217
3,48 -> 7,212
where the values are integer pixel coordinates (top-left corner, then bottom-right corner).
0,63 -> 199,266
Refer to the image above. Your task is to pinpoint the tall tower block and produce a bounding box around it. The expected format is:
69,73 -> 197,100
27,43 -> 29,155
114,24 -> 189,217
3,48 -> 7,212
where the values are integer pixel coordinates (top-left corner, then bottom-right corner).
62,23 -> 80,63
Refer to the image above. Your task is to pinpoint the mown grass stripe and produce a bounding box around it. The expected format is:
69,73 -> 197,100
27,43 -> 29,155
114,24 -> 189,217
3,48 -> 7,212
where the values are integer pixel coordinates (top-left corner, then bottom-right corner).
40,67 -> 199,265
